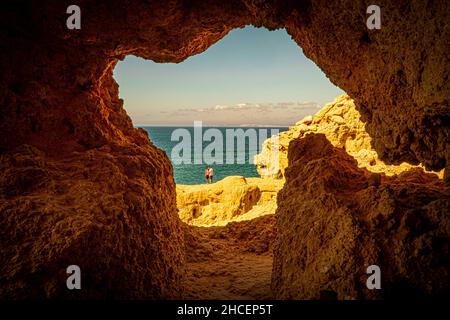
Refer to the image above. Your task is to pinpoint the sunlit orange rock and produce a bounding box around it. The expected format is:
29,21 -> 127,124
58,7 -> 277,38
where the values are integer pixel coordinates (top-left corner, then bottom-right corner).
272,134 -> 450,299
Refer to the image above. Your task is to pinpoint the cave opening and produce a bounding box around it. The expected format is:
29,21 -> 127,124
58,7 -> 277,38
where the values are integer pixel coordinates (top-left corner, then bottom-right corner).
112,26 -> 344,299
1,1 -> 448,301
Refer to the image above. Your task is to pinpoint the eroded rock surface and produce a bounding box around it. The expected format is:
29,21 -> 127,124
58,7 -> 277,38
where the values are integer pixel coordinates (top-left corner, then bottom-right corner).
255,95 -> 443,179
272,134 -> 450,299
177,176 -> 283,226
1,1 -> 448,168
183,215 -> 276,299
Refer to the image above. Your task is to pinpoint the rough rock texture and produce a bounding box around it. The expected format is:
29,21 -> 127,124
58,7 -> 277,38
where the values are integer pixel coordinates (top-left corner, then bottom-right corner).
255,95 -> 442,179
1,1 -> 448,169
0,143 -> 185,299
177,176 -> 282,226
272,134 -> 450,299
183,215 -> 276,299
1,0 -> 449,299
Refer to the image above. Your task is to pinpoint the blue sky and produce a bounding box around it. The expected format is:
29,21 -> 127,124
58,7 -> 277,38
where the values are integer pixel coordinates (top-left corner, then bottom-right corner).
113,26 -> 344,126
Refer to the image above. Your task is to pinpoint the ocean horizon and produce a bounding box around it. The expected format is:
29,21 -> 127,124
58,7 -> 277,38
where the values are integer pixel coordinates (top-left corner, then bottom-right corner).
140,126 -> 288,184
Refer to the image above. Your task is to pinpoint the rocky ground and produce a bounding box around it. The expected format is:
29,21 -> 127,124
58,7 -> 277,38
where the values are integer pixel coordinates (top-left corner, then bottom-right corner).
182,215 -> 276,299
176,176 -> 280,299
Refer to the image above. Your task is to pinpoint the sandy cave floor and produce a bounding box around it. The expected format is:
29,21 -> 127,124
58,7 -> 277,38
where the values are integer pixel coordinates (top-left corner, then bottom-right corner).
182,214 -> 275,299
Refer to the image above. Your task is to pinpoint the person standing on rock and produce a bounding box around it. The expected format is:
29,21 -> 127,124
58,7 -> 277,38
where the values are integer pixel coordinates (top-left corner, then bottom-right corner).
205,167 -> 210,184
208,167 -> 214,184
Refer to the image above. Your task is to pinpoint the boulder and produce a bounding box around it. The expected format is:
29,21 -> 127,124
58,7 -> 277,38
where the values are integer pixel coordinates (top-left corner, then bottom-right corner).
272,134 -> 450,299
177,176 -> 283,226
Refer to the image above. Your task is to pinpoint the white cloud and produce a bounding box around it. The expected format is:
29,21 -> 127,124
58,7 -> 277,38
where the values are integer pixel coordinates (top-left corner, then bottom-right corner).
136,101 -> 323,126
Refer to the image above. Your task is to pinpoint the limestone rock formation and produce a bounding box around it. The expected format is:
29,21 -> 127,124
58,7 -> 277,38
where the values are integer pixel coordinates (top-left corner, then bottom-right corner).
272,134 -> 450,299
0,143 -> 185,299
177,176 -> 283,226
255,95 -> 442,179
183,215 -> 276,299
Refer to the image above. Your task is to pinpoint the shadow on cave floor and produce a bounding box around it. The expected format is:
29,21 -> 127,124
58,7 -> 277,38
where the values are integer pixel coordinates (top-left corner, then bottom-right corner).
182,215 -> 276,299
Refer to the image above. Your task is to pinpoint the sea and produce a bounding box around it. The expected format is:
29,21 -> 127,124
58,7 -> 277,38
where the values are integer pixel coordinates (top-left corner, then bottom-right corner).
141,126 -> 288,184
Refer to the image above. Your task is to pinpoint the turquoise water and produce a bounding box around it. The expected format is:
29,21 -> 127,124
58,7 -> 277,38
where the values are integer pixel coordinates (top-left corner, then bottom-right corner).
141,126 -> 288,184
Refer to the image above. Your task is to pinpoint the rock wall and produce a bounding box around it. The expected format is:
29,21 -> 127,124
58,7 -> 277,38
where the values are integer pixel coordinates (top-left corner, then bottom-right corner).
284,0 -> 450,173
272,134 -> 449,299
1,1 -> 448,168
255,95 -> 442,179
